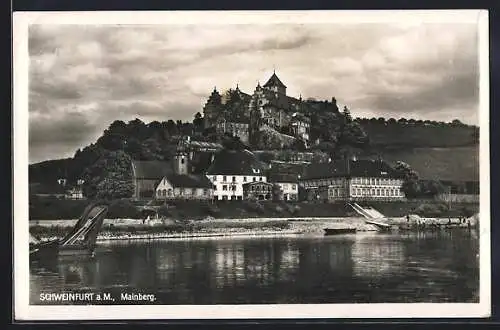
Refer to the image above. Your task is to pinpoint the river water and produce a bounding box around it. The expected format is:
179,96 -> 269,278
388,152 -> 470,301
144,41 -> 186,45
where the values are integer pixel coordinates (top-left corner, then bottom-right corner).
30,230 -> 479,305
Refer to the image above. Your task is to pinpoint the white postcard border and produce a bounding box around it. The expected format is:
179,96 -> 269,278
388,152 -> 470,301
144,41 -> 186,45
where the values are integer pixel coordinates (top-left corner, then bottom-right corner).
13,10 -> 491,320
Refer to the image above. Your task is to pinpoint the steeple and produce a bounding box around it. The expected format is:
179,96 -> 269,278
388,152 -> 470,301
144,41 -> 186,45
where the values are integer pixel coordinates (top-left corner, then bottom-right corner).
174,137 -> 189,175
263,71 -> 287,95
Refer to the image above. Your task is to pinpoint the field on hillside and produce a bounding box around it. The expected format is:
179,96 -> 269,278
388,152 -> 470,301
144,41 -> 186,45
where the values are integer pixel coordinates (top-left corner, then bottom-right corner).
361,123 -> 477,148
362,146 -> 479,182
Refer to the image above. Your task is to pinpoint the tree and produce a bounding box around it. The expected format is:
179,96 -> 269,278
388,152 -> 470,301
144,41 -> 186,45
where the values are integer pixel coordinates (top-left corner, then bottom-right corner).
272,184 -> 284,201
342,106 -> 352,124
221,134 -> 246,151
166,120 -> 179,136
393,161 -> 420,198
291,138 -> 306,151
81,150 -> 134,200
421,180 -> 446,197
193,112 -> 204,134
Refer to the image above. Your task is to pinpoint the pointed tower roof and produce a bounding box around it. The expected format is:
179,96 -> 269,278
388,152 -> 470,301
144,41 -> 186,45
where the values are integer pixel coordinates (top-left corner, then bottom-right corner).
263,71 -> 287,88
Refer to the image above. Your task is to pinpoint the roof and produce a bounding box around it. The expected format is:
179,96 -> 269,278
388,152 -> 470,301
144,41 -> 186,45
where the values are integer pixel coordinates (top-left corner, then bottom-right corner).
164,174 -> 213,189
263,72 -> 287,89
131,160 -> 173,180
268,173 -> 299,183
206,149 -> 266,175
301,159 -> 402,180
188,140 -> 224,151
242,181 -> 273,187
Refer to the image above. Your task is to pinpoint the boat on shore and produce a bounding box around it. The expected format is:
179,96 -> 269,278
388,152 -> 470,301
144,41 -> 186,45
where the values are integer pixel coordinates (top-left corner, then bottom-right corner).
323,228 -> 357,235
30,202 -> 109,259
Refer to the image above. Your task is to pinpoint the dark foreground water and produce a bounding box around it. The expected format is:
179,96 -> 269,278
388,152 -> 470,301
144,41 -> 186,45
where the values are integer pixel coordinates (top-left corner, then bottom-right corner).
30,231 -> 479,305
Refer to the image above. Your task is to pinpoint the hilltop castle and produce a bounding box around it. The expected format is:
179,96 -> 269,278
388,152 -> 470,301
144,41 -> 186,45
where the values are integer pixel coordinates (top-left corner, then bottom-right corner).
202,71 -> 340,145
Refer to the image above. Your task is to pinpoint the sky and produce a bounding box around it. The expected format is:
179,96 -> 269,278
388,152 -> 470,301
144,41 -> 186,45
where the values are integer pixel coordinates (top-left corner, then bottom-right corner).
28,22 -> 479,163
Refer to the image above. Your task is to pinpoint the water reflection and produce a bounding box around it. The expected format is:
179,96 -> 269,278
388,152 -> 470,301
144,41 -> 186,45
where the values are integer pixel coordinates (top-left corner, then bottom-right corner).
30,232 -> 479,304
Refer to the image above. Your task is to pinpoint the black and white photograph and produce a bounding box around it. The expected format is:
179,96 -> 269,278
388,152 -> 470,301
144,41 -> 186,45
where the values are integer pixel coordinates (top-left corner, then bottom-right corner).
13,10 -> 490,320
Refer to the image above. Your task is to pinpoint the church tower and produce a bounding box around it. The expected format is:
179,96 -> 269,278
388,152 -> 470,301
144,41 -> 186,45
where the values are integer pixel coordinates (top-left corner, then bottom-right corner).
263,71 -> 287,96
174,137 -> 190,175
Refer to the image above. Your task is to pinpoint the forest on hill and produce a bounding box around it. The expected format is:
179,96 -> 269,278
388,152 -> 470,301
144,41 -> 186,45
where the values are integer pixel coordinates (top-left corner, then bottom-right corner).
29,105 -> 478,200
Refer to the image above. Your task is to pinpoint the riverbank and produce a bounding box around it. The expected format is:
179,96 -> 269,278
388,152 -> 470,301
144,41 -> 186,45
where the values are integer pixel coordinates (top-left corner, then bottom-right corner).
29,197 -> 479,221
29,214 -> 478,243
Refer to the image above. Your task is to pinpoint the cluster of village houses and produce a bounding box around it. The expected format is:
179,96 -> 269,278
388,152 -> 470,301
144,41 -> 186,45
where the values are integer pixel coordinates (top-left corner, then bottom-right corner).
127,136 -> 408,203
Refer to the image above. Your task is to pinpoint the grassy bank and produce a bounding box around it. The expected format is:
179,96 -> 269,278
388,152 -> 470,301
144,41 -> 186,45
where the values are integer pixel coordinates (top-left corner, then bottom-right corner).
29,196 -> 479,221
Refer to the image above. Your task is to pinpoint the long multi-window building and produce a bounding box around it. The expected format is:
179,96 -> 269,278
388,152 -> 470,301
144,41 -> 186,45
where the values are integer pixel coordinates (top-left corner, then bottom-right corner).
300,159 -> 405,202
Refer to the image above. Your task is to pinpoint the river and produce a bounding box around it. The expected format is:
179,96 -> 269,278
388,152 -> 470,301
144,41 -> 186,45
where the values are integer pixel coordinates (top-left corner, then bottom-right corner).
30,230 -> 479,305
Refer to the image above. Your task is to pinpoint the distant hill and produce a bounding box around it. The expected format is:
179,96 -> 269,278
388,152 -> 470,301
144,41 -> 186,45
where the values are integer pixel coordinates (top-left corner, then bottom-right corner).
28,117 -> 480,187
359,120 -> 478,148
29,158 -> 73,184
362,146 -> 479,182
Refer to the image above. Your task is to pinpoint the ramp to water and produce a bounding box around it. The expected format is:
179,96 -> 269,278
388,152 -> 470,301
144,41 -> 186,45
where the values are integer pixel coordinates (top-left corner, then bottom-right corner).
348,202 -> 386,219
365,219 -> 392,230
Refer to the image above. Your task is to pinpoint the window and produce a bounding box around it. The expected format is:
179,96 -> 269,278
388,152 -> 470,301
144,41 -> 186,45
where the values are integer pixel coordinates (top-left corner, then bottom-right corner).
292,184 -> 297,190
213,176 -> 217,181
203,189 -> 208,196
223,185 -> 228,191
371,178 -> 375,185
181,158 -> 185,164
243,176 -> 247,182
251,185 -> 255,191
253,177 -> 256,182
376,189 -> 380,196
223,176 -> 227,182
232,176 -> 236,182
259,177 -> 263,182
357,188 -> 361,196
213,185 -> 217,191
222,195 -> 228,201
232,185 -> 236,191
371,189 -> 375,195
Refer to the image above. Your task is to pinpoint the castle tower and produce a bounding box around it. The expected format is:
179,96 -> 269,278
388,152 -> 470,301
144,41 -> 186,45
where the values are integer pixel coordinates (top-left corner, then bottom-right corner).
174,137 -> 190,175
203,87 -> 223,129
263,71 -> 287,96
